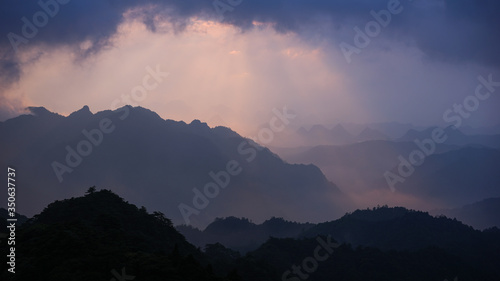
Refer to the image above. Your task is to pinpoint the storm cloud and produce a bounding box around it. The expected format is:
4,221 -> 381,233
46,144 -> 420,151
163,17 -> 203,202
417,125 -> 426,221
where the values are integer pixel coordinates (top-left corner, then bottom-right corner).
1,0 -> 499,125
0,0 -> 498,60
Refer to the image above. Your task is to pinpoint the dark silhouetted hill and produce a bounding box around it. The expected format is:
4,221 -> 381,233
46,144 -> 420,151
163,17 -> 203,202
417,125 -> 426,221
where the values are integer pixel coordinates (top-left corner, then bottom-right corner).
177,216 -> 314,253
0,188 -> 237,281
2,192 -> 499,280
302,207 -> 479,250
297,206 -> 500,279
204,206 -> 500,280
0,208 -> 29,225
234,235 -> 498,281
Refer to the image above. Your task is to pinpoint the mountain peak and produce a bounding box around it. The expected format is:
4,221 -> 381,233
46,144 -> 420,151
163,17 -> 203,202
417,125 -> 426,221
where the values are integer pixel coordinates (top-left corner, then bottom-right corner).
68,105 -> 93,119
27,106 -> 57,118
309,124 -> 328,132
444,125 -> 466,136
190,119 -> 204,125
357,127 -> 388,141
297,126 -> 308,135
331,124 -> 353,137
331,123 -> 348,133
344,206 -> 414,222
189,119 -> 211,130
204,217 -> 254,234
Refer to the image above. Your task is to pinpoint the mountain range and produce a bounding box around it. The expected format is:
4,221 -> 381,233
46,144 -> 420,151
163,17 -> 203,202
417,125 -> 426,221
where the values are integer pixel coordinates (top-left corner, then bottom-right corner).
0,106 -> 350,228
275,128 -> 500,213
296,124 -> 389,145
2,189 -> 499,280
2,105 -> 499,228
431,197 -> 500,230
177,216 -> 314,253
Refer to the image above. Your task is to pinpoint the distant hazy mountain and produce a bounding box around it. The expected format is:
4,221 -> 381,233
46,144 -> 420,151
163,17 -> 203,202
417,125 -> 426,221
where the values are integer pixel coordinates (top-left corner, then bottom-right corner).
390,147 -> 500,207
460,124 -> 500,136
297,123 -> 390,145
281,122 -> 500,147
274,133 -> 500,211
297,124 -> 354,145
275,140 -> 460,193
431,198 -> 500,230
341,122 -> 426,139
355,127 -> 388,142
0,208 -> 29,232
177,216 -> 315,253
398,126 -> 500,149
0,106 -> 350,227
0,208 -> 29,224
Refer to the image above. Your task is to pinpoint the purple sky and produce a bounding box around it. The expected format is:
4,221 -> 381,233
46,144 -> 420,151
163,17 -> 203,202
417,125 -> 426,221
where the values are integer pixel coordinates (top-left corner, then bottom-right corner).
1,0 -> 499,136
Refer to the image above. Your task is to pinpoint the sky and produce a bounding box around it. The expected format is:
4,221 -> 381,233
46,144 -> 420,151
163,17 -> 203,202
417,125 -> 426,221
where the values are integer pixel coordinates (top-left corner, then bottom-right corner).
1,0 -> 500,137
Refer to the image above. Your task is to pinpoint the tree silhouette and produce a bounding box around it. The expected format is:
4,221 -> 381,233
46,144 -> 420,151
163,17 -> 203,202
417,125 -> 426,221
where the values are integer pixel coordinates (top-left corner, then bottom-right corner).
85,186 -> 96,195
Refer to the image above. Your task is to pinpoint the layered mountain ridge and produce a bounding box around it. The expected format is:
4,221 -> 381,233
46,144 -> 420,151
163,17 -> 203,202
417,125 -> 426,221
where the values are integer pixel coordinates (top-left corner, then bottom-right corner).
0,106 -> 350,228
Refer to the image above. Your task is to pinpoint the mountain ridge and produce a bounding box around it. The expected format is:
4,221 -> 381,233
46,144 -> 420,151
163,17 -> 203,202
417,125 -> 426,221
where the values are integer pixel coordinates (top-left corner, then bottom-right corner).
0,105 -> 350,228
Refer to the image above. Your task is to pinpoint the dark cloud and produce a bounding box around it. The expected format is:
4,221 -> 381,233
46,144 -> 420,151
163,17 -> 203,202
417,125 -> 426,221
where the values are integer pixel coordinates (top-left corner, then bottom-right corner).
407,0 -> 500,66
0,0 -> 499,92
1,0 -> 498,58
0,49 -> 20,87
205,0 -> 500,68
